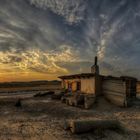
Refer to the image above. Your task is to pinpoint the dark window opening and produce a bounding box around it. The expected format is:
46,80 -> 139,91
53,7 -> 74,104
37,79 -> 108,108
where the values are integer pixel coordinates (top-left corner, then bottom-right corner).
77,82 -> 81,91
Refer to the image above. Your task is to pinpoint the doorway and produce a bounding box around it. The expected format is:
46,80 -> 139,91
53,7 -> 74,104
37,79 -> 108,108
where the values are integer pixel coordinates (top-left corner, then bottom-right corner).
77,82 -> 81,91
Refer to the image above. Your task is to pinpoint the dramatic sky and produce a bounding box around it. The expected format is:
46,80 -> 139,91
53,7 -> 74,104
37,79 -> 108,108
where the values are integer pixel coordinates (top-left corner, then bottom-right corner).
0,0 -> 140,82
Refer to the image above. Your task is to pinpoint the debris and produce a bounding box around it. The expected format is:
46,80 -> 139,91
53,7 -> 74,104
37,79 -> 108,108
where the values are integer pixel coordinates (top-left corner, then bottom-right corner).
65,119 -> 123,134
15,99 -> 22,107
84,95 -> 96,109
74,94 -> 84,106
51,92 -> 64,100
65,94 -> 85,107
61,92 -> 73,103
34,91 -> 54,97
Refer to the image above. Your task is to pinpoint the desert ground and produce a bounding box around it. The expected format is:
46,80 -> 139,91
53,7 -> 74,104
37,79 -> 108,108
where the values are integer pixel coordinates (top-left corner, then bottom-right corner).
0,84 -> 139,140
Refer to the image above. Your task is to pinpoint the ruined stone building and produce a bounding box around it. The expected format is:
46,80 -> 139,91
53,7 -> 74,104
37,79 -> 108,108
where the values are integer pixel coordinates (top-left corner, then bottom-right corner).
59,57 -> 138,107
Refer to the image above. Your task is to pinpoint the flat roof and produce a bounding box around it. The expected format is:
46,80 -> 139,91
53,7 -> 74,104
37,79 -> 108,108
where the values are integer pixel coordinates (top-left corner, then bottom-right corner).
103,75 -> 137,81
59,73 -> 137,81
58,73 -> 96,79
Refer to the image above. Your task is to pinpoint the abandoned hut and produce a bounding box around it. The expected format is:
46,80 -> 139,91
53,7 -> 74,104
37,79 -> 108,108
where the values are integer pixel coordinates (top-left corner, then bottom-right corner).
59,57 -> 102,96
59,73 -> 102,96
59,56 -> 137,108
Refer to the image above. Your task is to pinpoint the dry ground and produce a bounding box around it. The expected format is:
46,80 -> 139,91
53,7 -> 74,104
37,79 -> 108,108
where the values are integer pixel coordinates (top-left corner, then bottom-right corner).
0,91 -> 139,140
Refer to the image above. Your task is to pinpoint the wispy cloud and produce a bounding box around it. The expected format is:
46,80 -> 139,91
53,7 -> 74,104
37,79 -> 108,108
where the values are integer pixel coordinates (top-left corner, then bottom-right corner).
30,0 -> 87,24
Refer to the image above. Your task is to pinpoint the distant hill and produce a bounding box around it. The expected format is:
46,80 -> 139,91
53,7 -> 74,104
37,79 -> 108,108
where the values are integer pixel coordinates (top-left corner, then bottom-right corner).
0,80 -> 61,88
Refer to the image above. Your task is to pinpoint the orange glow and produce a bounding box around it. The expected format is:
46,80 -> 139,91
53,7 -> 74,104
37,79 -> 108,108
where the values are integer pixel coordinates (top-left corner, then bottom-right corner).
0,71 -> 59,82
0,46 -> 79,82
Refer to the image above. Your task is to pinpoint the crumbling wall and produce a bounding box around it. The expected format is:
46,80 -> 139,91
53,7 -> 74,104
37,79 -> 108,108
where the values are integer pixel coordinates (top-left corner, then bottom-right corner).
102,79 -> 127,107
81,78 -> 95,94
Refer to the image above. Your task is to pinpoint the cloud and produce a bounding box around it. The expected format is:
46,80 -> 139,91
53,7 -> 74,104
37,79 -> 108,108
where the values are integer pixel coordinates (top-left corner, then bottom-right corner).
0,0 -> 140,81
29,0 -> 87,24
0,45 -> 81,74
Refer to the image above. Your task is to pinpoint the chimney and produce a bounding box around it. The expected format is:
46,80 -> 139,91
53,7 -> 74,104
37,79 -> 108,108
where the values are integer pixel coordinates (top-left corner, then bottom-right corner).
91,56 -> 99,74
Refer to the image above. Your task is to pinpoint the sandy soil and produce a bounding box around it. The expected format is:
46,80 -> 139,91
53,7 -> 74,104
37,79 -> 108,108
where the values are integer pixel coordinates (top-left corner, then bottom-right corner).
0,92 -> 139,140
